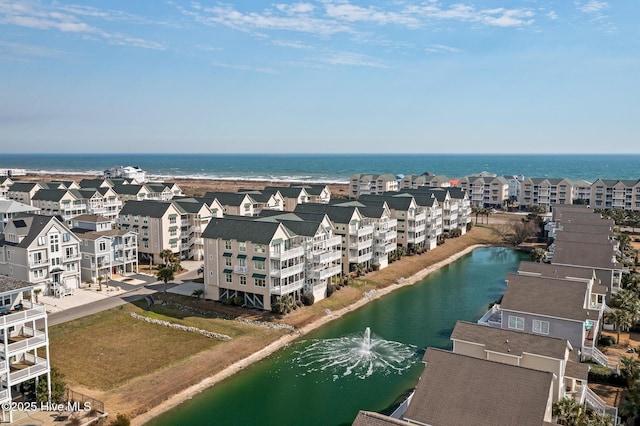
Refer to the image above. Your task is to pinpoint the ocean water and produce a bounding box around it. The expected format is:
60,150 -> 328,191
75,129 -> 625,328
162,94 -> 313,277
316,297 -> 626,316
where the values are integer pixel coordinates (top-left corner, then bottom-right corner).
0,153 -> 638,183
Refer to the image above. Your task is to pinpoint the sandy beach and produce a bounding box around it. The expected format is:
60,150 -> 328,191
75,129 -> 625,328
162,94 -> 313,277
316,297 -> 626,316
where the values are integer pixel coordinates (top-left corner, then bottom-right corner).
132,244 -> 485,425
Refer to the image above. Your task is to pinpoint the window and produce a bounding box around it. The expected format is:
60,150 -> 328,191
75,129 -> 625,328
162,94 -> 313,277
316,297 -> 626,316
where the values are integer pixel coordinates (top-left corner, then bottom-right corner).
240,276 -> 247,286
50,234 -> 59,253
38,236 -> 46,246
508,315 -> 524,331
532,320 -> 549,335
254,278 -> 265,287
65,247 -> 74,258
225,240 -> 232,250
170,228 -> 177,236
171,241 -> 178,249
254,244 -> 266,253
63,233 -> 71,242
169,215 -> 177,224
225,257 -> 232,267
225,273 -> 233,283
99,241 -> 107,251
239,242 -> 247,252
143,241 -> 149,248
253,260 -> 265,270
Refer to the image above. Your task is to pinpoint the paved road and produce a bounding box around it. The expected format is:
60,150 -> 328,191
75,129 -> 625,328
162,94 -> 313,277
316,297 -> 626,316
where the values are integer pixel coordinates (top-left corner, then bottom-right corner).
45,265 -> 201,326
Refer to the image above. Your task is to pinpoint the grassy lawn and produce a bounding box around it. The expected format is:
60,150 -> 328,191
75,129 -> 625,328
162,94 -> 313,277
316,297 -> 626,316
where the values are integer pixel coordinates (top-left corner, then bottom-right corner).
49,301 -> 285,392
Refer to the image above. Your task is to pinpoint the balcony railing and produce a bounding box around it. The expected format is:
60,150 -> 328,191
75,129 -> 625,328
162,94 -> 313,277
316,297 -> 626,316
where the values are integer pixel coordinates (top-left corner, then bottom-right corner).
270,263 -> 305,279
1,329 -> 47,355
234,266 -> 248,274
309,265 -> 342,280
270,245 -> 304,261
9,354 -> 49,384
0,304 -> 47,328
312,250 -> 342,264
270,279 -> 305,295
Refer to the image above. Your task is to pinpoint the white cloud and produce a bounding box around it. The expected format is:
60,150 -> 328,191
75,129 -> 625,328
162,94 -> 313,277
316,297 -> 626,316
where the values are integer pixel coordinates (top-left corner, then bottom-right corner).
547,11 -> 558,20
576,0 -> 609,14
0,0 -> 164,49
212,61 -> 277,74
272,39 -> 312,49
0,40 -> 66,61
425,44 -> 461,53
310,51 -> 387,67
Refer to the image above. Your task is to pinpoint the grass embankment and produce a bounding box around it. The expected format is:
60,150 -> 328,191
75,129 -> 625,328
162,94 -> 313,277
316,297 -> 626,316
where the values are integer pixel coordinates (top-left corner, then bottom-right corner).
48,225 -> 503,419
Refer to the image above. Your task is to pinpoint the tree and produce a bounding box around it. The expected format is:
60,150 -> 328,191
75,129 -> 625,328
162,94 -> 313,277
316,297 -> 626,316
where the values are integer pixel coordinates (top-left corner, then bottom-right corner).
530,247 -> 546,263
552,397 -> 587,426
608,308 -> 632,344
109,413 -> 131,426
620,355 -> 640,387
36,367 -> 66,403
619,382 -> 640,424
192,288 -> 204,299
97,275 -> 104,292
156,267 -> 175,294
159,249 -> 174,267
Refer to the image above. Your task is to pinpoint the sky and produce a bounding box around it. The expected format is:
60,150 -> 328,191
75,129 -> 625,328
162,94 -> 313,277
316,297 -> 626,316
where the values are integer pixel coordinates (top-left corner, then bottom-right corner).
1,0 -> 639,154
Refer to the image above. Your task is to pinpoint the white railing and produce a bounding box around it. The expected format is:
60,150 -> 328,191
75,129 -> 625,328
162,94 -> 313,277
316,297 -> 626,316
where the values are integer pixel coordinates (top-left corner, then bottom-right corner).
234,266 -> 248,274
477,305 -> 502,327
0,305 -> 46,328
584,387 -> 607,415
270,263 -> 305,278
582,346 -> 617,372
350,252 -> 373,264
3,332 -> 47,355
309,265 -> 342,280
270,279 -> 305,295
9,357 -> 48,384
270,246 -> 305,261
0,388 -> 9,403
312,250 -> 341,264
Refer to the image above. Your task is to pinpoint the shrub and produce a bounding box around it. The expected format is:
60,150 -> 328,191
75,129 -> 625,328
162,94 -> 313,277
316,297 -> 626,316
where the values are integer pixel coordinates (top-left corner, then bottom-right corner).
598,335 -> 615,347
327,283 -> 336,297
109,414 -> 131,426
302,292 -> 315,306
232,296 -> 244,306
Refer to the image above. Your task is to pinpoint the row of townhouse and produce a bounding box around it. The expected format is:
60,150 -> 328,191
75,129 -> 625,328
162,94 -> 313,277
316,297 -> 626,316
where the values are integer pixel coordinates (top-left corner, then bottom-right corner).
353,319 -> 597,426
201,187 -> 471,311
5,177 -> 183,225
0,275 -> 51,423
352,207 -> 622,425
520,178 -> 640,212
0,213 -> 138,296
350,173 -> 454,198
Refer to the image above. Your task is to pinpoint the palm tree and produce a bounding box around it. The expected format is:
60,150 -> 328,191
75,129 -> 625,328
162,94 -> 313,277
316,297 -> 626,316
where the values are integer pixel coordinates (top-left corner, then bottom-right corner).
159,249 -> 175,268
619,382 -> 640,423
97,275 -> 104,292
620,356 -> 640,387
608,308 -> 632,344
552,397 -> 587,425
156,267 -> 174,294
192,288 -> 204,299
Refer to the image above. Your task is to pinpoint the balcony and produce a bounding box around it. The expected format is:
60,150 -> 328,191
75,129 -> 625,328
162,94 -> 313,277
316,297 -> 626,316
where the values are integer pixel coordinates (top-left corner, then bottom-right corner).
0,328 -> 47,355
309,264 -> 342,280
29,258 -> 49,267
10,356 -> 49,385
270,278 -> 305,295
348,225 -> 374,238
0,304 -> 46,328
375,229 -> 397,241
64,253 -> 81,262
375,241 -> 397,254
234,265 -> 248,274
270,262 -> 305,279
0,388 -> 9,404
270,245 -> 304,261
477,304 -> 502,327
312,250 -> 342,264
349,251 -> 373,264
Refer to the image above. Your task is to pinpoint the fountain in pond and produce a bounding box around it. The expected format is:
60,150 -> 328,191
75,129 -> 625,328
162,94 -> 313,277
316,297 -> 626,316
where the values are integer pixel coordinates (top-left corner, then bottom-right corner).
289,327 -> 419,381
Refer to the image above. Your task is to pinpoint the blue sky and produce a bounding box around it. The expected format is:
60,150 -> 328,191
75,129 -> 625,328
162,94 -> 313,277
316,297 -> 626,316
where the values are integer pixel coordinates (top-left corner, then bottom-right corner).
1,0 -> 638,154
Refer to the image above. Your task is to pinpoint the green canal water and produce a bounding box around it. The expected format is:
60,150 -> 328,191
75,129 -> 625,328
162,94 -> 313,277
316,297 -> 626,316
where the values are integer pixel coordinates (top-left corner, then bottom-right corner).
148,247 -> 526,426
